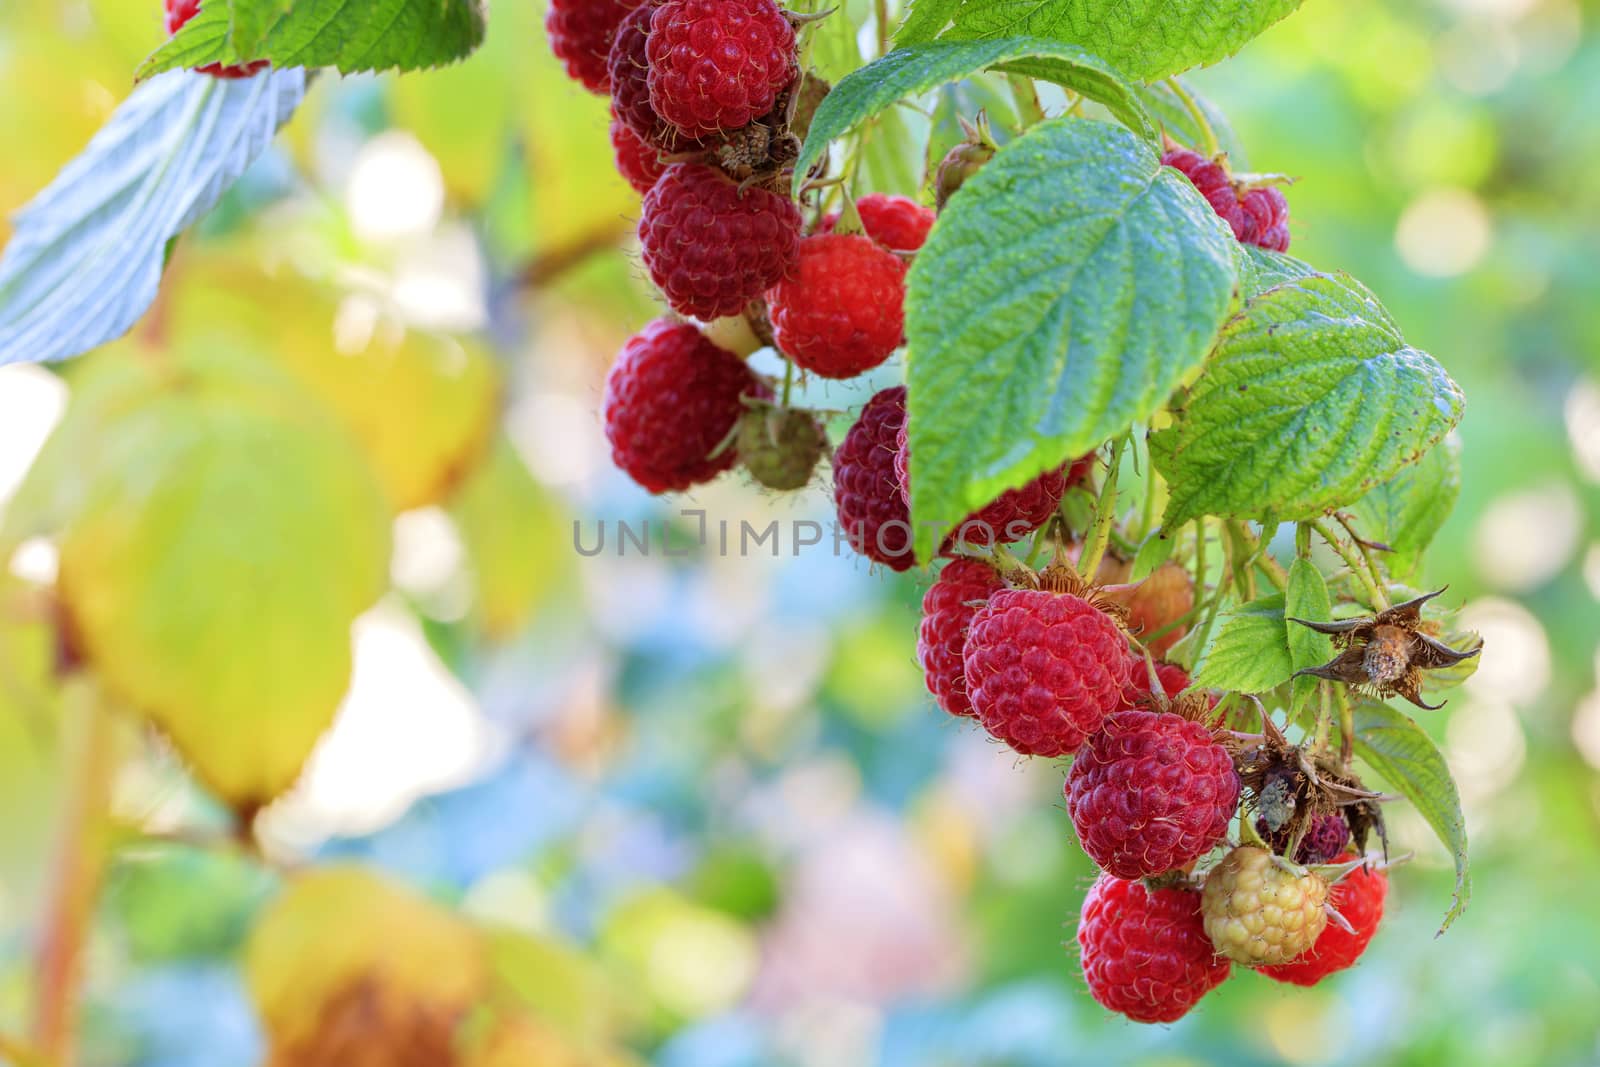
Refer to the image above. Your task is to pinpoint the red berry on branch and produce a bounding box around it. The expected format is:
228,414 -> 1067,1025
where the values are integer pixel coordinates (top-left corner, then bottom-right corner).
164,0 -> 269,79
609,4 -> 706,153
820,193 -> 937,253
610,116 -> 666,195
962,588 -> 1135,757
1078,874 -> 1231,1024
1067,709 -> 1240,879
917,558 -> 1005,718
638,164 -> 801,320
603,319 -> 770,494
646,0 -> 797,137
766,235 -> 906,379
1162,147 -> 1291,253
1259,853 -> 1386,986
547,0 -> 644,94
833,386 -> 914,571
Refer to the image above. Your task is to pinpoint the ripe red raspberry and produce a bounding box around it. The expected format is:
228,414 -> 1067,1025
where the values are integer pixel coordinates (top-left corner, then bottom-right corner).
1259,854 -> 1386,986
1130,661 -> 1192,702
164,0 -> 268,79
766,235 -> 906,379
1077,874 -> 1231,1024
962,589 -> 1135,757
833,386 -> 913,571
611,116 -> 665,194
646,0 -> 796,137
820,194 -> 937,253
603,319 -> 770,493
1162,148 -> 1291,252
547,0 -> 642,94
895,426 -> 1083,551
639,164 -> 801,320
1256,813 -> 1350,866
1066,709 -> 1240,879
918,559 -> 1005,718
609,4 -> 705,152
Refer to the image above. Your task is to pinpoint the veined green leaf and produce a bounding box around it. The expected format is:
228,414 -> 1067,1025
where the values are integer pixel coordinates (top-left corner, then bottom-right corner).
904,118 -> 1236,561
1192,592 -> 1293,693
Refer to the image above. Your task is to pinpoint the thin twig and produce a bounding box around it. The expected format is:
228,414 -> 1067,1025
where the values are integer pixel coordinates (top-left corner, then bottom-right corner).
512,219 -> 632,290
1312,518 -> 1390,610
1165,77 -> 1220,157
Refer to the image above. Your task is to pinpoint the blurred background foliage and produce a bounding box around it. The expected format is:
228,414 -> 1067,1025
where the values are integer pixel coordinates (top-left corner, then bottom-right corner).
1,0 -> 1598,1064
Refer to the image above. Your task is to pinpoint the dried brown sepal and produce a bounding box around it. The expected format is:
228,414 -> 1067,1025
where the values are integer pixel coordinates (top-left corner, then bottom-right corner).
1289,588 -> 1482,710
265,979 -> 464,1067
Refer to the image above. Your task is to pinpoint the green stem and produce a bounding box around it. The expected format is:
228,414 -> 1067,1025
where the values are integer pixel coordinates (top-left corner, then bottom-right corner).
1192,518 -> 1207,600
1007,74 -> 1047,130
1224,520 -> 1255,601
1336,512 -> 1391,608
1166,76 -> 1219,156
1337,686 -> 1355,768
780,358 -> 795,407
1312,518 -> 1389,610
1313,681 -> 1332,753
1077,437 -> 1127,580
874,0 -> 891,57
1136,438 -> 1158,541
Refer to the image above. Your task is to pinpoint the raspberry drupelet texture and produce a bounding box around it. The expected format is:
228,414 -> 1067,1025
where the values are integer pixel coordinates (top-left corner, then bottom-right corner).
962,589 -> 1136,757
164,0 -> 269,78
639,164 -> 802,320
1256,813 -> 1351,866
820,193 -> 938,253
1162,148 -> 1290,252
766,235 -> 906,379
917,558 -> 1005,718
895,427 -> 1082,551
609,4 -> 708,154
646,0 -> 797,137
1066,709 -> 1240,879
1130,661 -> 1193,703
610,116 -> 666,194
1259,854 -> 1387,986
603,319 -> 770,493
1077,874 -> 1231,1024
546,0 -> 643,93
1202,845 -> 1329,966
833,386 -> 914,571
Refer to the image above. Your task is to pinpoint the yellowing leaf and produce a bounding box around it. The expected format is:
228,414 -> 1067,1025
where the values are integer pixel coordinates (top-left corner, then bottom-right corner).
170,262 -> 501,511
247,867 -> 488,1055
40,346 -> 390,809
451,436 -> 566,638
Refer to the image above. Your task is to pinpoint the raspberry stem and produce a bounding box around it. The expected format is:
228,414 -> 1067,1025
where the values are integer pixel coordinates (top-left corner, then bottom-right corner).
1077,436 -> 1127,580
1165,77 -> 1220,159
1311,518 -> 1390,610
1007,74 -> 1047,130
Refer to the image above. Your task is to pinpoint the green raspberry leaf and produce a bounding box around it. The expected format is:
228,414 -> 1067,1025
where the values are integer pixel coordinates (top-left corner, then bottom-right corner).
1192,593 -> 1293,693
941,0 -> 1307,82
793,38 -> 1154,195
896,0 -> 964,44
1236,244 -> 1316,299
1351,701 -> 1471,933
1151,272 -> 1466,529
1129,529 -> 1178,582
1284,558 -> 1333,723
0,70 -> 306,367
904,118 -> 1237,562
138,0 -> 488,79
1347,433 -> 1463,578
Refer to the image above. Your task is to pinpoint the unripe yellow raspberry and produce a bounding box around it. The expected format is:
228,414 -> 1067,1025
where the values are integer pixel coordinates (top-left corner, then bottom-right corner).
1201,845 -> 1328,966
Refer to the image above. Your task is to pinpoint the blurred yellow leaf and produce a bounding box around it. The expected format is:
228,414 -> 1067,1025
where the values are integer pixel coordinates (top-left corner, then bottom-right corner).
486,927 -> 636,1049
247,866 -> 488,1060
450,436 -> 566,638
22,345 -> 390,810
169,261 -> 502,512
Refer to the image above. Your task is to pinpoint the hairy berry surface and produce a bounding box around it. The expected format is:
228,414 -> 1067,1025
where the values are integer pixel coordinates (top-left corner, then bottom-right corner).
767,235 -> 906,379
962,589 -> 1135,757
647,0 -> 796,136
611,117 -> 666,194
1077,874 -> 1231,1024
1259,854 -> 1387,986
1067,710 -> 1240,879
1202,845 -> 1328,966
821,193 -> 937,252
1162,148 -> 1290,252
639,164 -> 801,319
918,559 -> 1005,718
603,319 -> 769,493
547,0 -> 642,93
833,386 -> 913,571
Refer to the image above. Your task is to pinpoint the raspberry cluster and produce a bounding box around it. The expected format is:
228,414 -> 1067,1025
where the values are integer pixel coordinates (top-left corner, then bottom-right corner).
1162,146 -> 1292,252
